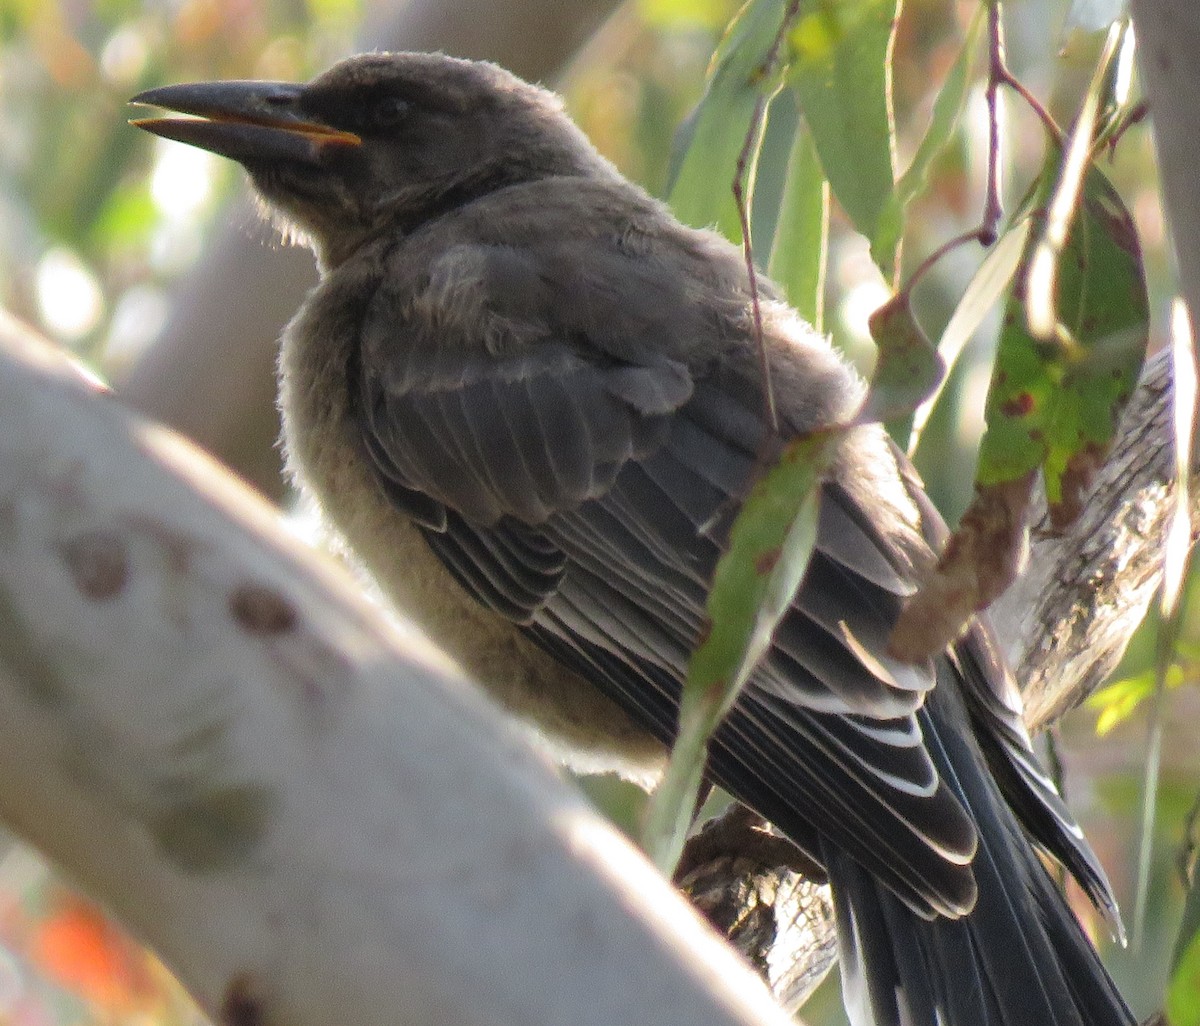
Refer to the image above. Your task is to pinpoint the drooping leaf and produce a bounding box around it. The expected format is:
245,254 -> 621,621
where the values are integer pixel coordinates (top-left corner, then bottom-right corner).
980,164 -> 1147,528
858,291 -> 944,434
643,432 -> 830,870
890,472 -> 1035,662
767,121 -> 829,329
667,0 -> 795,240
749,87 -> 803,258
895,6 -> 983,210
788,0 -> 901,277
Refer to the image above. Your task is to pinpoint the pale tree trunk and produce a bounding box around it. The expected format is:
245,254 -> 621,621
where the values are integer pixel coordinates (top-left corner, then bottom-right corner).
0,311 -> 796,1026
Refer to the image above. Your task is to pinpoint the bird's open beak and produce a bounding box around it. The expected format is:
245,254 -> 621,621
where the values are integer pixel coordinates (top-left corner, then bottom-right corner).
129,80 -> 361,164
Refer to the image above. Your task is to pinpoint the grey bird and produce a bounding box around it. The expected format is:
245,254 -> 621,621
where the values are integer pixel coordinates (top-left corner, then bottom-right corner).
131,52 -> 1133,1026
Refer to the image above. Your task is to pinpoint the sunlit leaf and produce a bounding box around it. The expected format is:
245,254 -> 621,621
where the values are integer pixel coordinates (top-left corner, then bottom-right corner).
789,0 -> 900,277
1086,665 -> 1184,736
1024,22 -> 1125,346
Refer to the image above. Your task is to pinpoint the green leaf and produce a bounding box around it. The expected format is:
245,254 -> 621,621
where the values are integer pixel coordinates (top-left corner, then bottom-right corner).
909,220 -> 1032,456
1169,912 -> 1200,1026
978,164 -> 1148,528
860,290 -> 944,431
749,89 -> 802,260
1086,665 -> 1184,735
767,121 -> 829,329
789,0 -> 900,277
643,432 -> 829,870
1086,672 -> 1151,736
895,6 -> 983,210
639,0 -> 738,31
667,0 -> 794,240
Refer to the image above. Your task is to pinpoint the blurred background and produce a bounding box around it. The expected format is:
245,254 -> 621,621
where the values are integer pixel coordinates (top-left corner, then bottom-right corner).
0,0 -> 1193,1023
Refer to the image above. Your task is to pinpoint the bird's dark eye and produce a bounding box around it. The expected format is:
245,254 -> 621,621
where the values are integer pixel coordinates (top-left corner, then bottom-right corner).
369,95 -> 410,130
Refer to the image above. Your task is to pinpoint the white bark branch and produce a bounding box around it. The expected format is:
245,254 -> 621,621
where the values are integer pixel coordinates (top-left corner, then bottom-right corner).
0,311 -> 796,1026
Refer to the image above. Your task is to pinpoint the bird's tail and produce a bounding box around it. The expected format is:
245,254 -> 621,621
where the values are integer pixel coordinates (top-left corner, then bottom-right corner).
821,698 -> 1133,1026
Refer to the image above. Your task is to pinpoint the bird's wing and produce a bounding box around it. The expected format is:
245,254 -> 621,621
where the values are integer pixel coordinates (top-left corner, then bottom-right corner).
355,222 -> 982,917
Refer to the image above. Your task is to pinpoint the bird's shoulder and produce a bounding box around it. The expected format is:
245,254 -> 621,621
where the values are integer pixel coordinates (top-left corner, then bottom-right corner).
365,176 -> 762,369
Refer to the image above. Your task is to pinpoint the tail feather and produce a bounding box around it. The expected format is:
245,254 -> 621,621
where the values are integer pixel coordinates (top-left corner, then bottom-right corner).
822,679 -> 1133,1026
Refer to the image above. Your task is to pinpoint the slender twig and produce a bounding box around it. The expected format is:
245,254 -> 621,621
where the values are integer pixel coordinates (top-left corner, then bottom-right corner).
989,1 -> 1059,139
889,2 -> 1026,296
732,0 -> 804,440
734,94 -> 778,435
902,227 -> 991,294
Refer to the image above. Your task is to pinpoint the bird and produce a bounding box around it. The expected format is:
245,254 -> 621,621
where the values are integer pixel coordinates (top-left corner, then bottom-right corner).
131,52 -> 1133,1026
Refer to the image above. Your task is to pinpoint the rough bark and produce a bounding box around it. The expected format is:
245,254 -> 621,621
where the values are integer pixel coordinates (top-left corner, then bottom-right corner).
991,346 -> 1193,731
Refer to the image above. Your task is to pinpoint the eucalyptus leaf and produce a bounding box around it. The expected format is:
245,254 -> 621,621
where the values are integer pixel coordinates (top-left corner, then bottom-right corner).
789,0 -> 900,276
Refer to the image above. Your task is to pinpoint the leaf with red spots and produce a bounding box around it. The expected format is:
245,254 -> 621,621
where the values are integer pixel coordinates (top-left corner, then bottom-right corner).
890,163 -> 1146,662
979,163 -> 1147,528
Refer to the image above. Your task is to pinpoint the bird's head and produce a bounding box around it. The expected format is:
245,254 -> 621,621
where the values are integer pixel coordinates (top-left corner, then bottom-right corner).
131,52 -> 611,268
